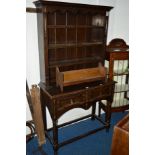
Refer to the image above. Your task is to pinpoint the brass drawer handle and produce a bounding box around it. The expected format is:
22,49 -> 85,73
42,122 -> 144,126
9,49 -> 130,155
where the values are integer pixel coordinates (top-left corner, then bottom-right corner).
70,99 -> 74,104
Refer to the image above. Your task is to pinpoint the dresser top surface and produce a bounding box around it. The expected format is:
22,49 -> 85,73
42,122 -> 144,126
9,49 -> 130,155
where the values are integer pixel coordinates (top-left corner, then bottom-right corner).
39,79 -> 115,97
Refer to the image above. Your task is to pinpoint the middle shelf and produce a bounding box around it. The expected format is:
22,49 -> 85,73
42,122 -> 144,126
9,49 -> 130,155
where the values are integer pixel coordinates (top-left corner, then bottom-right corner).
48,42 -> 103,49
48,57 -> 103,68
114,84 -> 128,93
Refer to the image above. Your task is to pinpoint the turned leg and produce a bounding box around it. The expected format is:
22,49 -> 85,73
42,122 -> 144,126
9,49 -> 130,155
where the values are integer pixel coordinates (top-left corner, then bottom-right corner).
40,89 -> 47,131
53,119 -> 58,154
98,101 -> 102,117
91,102 -> 96,120
105,101 -> 112,132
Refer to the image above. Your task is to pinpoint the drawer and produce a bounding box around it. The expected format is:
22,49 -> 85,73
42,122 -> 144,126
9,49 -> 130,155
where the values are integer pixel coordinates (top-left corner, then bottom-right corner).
100,84 -> 112,96
87,84 -> 112,102
56,91 -> 86,111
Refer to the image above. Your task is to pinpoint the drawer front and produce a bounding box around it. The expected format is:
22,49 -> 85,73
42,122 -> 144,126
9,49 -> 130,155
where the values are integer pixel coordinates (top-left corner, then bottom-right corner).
87,84 -> 112,102
56,91 -> 86,111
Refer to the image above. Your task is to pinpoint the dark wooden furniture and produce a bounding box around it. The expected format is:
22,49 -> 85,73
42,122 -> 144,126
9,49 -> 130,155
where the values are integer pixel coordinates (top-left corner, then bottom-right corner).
33,0 -> 115,154
33,0 -> 113,86
111,114 -> 129,155
99,39 -> 129,114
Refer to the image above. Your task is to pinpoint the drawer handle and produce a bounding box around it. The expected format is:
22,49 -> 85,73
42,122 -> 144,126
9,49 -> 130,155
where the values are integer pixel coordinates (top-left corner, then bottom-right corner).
70,99 -> 74,104
70,99 -> 78,105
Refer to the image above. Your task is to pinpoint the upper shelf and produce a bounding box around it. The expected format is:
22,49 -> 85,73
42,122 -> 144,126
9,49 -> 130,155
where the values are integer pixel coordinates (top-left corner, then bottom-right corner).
47,25 -> 105,28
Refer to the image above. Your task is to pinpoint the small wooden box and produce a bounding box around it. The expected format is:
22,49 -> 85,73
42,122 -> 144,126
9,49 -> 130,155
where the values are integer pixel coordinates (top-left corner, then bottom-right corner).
56,63 -> 107,92
111,114 -> 129,155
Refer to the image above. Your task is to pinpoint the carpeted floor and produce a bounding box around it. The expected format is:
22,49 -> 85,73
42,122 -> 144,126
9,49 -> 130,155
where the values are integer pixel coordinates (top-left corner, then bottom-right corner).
26,112 -> 128,155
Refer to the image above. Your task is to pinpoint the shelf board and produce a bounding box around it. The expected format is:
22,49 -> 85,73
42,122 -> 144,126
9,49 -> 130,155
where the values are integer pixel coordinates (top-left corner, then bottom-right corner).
106,68 -> 129,76
49,57 -> 102,68
113,70 -> 129,76
112,98 -> 129,108
48,42 -> 103,49
115,84 -> 129,93
102,98 -> 129,108
47,25 -> 105,28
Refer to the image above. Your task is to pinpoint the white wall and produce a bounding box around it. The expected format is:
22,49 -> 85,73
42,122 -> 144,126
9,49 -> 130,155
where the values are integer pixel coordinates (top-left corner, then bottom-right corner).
112,0 -> 129,43
26,2 -> 40,122
98,0 -> 116,43
26,0 -> 129,130
99,0 -> 129,44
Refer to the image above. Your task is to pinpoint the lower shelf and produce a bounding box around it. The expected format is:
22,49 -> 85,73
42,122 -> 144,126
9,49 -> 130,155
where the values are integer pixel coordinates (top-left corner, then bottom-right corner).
101,98 -> 129,112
